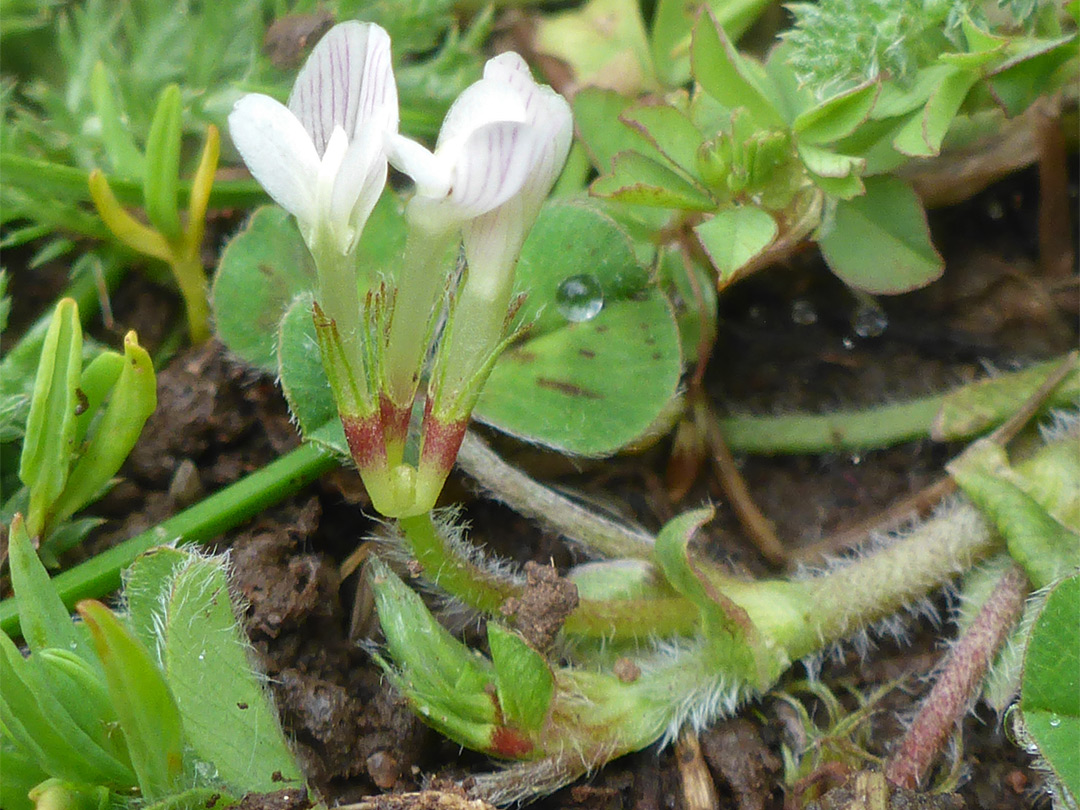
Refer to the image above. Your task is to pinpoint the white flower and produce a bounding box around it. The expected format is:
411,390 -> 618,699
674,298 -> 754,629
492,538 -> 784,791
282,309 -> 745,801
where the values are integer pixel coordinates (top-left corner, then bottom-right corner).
228,21 -> 398,255
387,52 -> 573,297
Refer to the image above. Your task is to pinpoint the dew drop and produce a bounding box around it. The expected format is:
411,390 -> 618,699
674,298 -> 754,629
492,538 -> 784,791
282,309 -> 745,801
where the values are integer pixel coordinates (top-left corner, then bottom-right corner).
842,337 -> 855,350
556,274 -> 604,322
1049,714 -> 1062,728
197,651 -> 205,661
790,299 -> 818,326
851,300 -> 888,338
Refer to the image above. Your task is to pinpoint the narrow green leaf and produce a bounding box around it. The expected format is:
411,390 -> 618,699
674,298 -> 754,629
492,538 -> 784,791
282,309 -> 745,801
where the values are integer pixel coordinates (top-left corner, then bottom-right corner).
0,738 -> 48,810
160,553 -> 303,791
7,514 -> 86,661
142,84 -> 183,242
932,356 -> 1080,442
36,649 -> 123,759
651,0 -> 772,87
1020,574 -> 1080,800
0,630 -> 102,781
949,441 -> 1080,590
19,298 -> 82,539
488,623 -> 555,732
819,176 -> 943,294
50,331 -> 156,527
591,150 -> 716,210
892,67 -> 979,157
89,62 -> 145,178
690,11 -> 784,128
78,600 -> 184,800
694,206 -> 778,284
793,80 -> 879,145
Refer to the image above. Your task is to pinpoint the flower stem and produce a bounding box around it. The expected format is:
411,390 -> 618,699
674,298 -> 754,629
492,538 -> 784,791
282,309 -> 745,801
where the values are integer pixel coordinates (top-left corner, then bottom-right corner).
396,510 -> 698,638
456,431 -> 655,560
0,442 -> 337,638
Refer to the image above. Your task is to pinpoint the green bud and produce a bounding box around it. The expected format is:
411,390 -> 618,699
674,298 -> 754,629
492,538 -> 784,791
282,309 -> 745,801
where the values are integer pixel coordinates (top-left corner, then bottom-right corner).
49,331 -> 156,529
696,136 -> 734,191
488,623 -> 555,732
29,779 -> 110,810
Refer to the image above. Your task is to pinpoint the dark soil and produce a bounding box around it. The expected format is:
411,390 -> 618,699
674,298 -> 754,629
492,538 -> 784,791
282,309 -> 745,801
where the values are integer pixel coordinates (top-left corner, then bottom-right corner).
12,155 -> 1076,809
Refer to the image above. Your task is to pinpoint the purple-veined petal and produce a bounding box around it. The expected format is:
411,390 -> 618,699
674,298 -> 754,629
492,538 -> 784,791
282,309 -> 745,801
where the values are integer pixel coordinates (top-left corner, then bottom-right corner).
330,125 -> 388,252
228,94 -> 320,224
461,195 -> 528,298
386,134 -> 451,198
288,22 -> 395,156
435,79 -> 526,158
448,121 -> 538,218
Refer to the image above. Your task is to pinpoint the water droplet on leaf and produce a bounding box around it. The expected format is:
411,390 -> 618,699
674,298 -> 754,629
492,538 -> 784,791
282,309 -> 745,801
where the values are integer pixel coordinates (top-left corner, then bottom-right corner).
1049,715 -> 1062,728
851,300 -> 888,338
556,274 -> 604,322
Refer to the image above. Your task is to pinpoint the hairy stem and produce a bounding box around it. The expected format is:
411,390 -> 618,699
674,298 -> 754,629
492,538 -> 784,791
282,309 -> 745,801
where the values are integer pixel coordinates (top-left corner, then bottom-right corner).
396,510 -> 697,639
885,562 -> 1028,788
456,431 -> 655,560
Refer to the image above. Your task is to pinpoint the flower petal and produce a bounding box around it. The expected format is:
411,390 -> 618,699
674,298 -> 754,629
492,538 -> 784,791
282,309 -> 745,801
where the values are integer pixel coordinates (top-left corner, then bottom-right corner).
228,94 -> 319,224
449,120 -> 537,218
435,78 -> 526,160
330,125 -> 388,253
386,133 -> 451,198
462,195 -> 528,298
288,21 -> 396,156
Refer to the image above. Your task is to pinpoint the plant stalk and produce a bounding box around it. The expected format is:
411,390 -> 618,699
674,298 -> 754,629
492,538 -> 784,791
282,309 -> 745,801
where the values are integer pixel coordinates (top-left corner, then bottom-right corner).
0,442 -> 337,637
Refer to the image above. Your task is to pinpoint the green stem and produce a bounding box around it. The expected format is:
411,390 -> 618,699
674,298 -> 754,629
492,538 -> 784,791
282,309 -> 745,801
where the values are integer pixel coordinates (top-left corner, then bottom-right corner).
717,356 -> 1078,455
169,251 -> 210,343
397,511 -> 698,639
0,442 -> 337,637
718,397 -> 943,455
398,511 -> 516,613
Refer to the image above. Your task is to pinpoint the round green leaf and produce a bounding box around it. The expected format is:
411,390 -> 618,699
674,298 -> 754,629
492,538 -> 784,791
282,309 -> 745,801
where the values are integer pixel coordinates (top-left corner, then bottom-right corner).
819,176 -> 944,294
212,206 -> 316,372
473,201 -> 682,456
694,206 -> 778,284
1020,573 -> 1080,801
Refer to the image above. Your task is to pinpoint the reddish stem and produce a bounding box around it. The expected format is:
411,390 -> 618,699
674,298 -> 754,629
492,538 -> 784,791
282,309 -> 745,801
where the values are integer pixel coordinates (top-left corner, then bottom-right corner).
885,563 -> 1029,789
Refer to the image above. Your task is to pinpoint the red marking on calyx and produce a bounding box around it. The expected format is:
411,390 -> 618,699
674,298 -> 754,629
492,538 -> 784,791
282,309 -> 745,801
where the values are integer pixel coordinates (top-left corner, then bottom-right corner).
419,400 -> 467,473
342,412 -> 387,471
379,394 -> 411,447
490,726 -> 534,758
